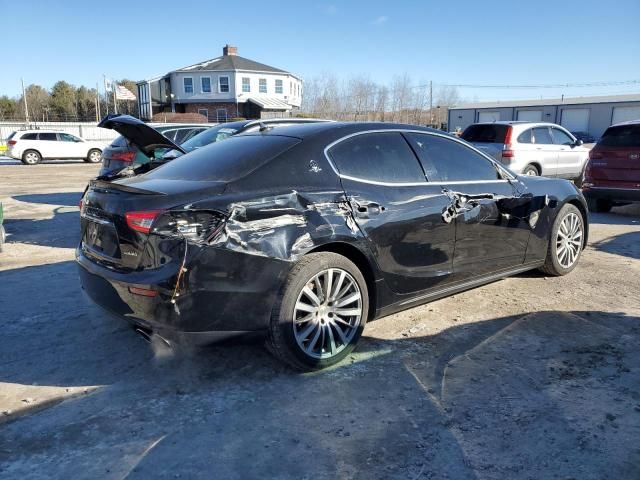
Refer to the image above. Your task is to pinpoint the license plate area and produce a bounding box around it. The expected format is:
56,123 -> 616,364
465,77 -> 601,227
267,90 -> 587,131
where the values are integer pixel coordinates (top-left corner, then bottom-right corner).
82,218 -> 121,259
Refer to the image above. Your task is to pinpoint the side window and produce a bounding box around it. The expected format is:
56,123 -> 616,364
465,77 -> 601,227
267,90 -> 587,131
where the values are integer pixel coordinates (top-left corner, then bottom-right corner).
405,133 -> 500,182
517,129 -> 533,144
39,133 -> 58,141
201,77 -> 211,93
59,133 -> 81,142
259,78 -> 267,93
218,76 -> 230,93
162,130 -> 178,142
532,127 -> 553,144
328,132 -> 425,184
551,128 -> 574,146
174,129 -> 193,144
21,133 -> 38,140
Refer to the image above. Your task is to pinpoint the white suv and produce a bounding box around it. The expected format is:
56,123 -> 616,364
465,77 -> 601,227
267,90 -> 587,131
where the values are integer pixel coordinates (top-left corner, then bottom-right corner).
6,130 -> 109,165
461,122 -> 590,179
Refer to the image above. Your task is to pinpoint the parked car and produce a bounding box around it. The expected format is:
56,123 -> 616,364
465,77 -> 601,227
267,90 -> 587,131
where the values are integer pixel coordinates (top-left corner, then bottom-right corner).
0,202 -> 4,252
461,121 -> 590,179
571,131 -> 596,144
582,120 -> 640,212
6,130 -> 108,165
98,117 -> 208,177
78,122 -> 588,370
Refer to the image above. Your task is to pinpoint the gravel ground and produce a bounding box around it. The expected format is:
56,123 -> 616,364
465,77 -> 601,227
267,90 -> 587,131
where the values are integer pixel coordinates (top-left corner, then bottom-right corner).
1,162 -> 639,479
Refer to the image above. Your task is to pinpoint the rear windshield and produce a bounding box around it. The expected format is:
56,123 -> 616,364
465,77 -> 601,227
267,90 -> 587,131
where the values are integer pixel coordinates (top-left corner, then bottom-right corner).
461,124 -> 509,144
146,135 -> 300,182
599,125 -> 640,147
111,135 -> 129,147
7,131 -> 15,140
180,125 -> 240,152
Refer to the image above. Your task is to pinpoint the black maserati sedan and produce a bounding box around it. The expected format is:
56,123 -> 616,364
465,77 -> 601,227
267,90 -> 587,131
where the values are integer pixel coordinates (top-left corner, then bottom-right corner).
77,122 -> 588,370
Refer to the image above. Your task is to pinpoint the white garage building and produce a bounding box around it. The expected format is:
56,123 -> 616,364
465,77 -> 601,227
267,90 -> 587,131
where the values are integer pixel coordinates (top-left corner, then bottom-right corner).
448,93 -> 640,138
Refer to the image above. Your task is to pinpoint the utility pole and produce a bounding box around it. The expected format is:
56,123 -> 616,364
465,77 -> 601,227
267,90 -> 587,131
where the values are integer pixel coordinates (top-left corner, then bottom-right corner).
96,82 -> 101,121
103,75 -> 109,115
21,78 -> 29,124
429,80 -> 433,127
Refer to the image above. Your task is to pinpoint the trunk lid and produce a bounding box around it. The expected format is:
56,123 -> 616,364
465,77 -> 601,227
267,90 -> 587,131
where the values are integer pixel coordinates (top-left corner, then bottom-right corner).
98,114 -> 186,156
80,178 -> 226,270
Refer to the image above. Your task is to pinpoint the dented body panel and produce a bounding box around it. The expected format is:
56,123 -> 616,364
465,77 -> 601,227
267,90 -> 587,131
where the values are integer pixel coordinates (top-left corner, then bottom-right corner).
77,122 -> 588,344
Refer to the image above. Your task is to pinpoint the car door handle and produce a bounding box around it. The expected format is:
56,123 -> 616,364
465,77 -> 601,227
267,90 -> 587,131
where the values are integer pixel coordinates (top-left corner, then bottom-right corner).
352,201 -> 385,219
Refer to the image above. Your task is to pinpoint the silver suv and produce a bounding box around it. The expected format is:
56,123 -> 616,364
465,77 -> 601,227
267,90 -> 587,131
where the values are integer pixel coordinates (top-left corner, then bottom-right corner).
461,121 -> 590,179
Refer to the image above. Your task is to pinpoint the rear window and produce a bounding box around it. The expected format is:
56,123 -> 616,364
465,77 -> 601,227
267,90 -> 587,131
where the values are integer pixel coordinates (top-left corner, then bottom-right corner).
146,135 -> 300,182
181,125 -> 239,152
599,125 -> 640,147
7,132 -> 15,140
461,124 -> 509,144
111,135 -> 129,147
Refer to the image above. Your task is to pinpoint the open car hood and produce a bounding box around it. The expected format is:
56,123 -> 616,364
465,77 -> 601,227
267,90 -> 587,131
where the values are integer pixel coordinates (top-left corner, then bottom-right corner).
98,114 -> 186,154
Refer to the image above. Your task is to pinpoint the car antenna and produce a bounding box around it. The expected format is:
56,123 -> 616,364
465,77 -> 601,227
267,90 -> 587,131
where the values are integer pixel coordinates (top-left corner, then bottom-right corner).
259,122 -> 273,132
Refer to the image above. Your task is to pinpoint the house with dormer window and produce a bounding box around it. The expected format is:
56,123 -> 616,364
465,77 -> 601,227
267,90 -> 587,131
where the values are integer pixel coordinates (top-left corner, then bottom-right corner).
136,45 -> 302,122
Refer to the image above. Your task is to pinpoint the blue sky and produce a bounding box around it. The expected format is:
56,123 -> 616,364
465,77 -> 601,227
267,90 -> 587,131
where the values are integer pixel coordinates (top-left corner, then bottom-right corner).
2,0 -> 639,102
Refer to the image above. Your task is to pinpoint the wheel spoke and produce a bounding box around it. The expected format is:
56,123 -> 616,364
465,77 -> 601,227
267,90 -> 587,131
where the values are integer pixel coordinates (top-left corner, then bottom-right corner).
333,316 -> 354,328
303,286 -> 321,307
331,270 -> 345,300
335,292 -> 360,308
326,325 -> 336,355
313,277 -> 324,303
296,300 -> 316,313
334,308 -> 361,317
298,321 -> 317,343
294,313 -> 314,324
332,321 -> 349,345
308,324 -> 322,351
324,269 -> 333,303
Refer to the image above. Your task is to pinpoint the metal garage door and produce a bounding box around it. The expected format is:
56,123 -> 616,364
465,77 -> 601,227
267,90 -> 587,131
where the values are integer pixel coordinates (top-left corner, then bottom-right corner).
612,106 -> 640,125
560,109 -> 590,132
478,111 -> 500,122
517,110 -> 543,122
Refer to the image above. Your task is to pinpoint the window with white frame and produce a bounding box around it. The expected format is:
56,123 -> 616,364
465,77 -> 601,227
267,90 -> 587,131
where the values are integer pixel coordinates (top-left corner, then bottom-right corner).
275,79 -> 283,94
219,76 -> 230,93
183,77 -> 193,94
198,108 -> 209,119
201,77 -> 211,93
216,108 -> 228,122
259,78 -> 267,93
242,77 -> 250,93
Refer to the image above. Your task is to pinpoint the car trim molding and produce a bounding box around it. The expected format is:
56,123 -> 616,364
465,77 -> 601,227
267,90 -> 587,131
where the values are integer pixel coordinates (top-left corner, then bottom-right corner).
323,128 -> 516,187
398,261 -> 543,307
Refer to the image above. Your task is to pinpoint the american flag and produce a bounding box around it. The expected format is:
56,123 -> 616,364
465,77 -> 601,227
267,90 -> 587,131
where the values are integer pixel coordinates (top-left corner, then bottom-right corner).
115,85 -> 136,101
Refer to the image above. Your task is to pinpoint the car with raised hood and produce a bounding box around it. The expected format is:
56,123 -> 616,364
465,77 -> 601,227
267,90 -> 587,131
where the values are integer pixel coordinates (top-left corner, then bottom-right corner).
461,121 -> 590,179
77,122 -> 588,370
96,115 -> 331,180
6,130 -> 108,165
97,115 -> 208,178
582,120 -> 640,212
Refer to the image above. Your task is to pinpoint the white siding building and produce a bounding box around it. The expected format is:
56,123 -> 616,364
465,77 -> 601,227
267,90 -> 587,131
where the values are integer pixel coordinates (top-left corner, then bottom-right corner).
137,45 -> 302,122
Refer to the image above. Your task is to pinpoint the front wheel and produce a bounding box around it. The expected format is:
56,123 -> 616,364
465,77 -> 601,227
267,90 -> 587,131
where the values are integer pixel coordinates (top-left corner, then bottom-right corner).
268,252 -> 369,371
85,149 -> 102,163
539,204 -> 585,276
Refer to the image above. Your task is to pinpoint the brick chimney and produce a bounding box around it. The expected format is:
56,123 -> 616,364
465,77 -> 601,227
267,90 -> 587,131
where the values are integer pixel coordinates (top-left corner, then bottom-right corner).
223,44 -> 237,56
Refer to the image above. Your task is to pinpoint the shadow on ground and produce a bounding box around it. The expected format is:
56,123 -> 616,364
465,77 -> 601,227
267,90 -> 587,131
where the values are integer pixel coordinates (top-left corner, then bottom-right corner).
13,192 -> 82,208
592,231 -> 640,260
1,258 -> 639,480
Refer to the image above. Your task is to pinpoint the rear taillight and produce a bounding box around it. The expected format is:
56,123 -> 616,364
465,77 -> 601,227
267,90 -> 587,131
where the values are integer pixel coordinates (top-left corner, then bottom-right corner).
502,126 -> 514,158
128,286 -> 158,297
111,151 -> 136,162
7,140 -> 17,145
125,210 -> 164,234
152,210 -> 226,243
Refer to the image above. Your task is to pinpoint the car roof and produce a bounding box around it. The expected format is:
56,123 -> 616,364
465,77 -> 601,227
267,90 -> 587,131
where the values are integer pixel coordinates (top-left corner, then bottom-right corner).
240,121 -> 441,141
611,119 -> 640,127
17,129 -> 65,134
471,121 -> 559,127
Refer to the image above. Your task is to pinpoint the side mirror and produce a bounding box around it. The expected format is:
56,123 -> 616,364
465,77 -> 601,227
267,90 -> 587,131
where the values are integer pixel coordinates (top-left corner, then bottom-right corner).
574,139 -> 584,147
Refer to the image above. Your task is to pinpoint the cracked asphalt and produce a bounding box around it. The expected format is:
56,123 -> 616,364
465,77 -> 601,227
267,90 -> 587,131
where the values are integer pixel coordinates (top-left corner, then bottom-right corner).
1,161 -> 639,479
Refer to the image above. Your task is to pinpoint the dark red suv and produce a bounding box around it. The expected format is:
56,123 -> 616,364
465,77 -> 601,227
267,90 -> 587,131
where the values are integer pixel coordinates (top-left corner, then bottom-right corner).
582,120 -> 640,212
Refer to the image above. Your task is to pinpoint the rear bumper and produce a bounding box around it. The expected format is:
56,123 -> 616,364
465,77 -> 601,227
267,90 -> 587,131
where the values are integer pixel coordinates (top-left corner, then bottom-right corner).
582,186 -> 640,203
76,245 -> 291,344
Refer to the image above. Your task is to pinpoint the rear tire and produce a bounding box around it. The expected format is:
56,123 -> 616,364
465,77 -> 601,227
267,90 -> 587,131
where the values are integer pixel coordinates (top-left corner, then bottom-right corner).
539,204 -> 584,276
268,252 -> 369,371
21,150 -> 41,165
587,197 -> 612,213
523,164 -> 540,176
85,149 -> 102,163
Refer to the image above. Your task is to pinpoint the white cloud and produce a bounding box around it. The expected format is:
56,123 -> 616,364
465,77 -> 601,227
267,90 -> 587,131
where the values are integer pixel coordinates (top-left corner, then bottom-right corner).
371,15 -> 388,25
